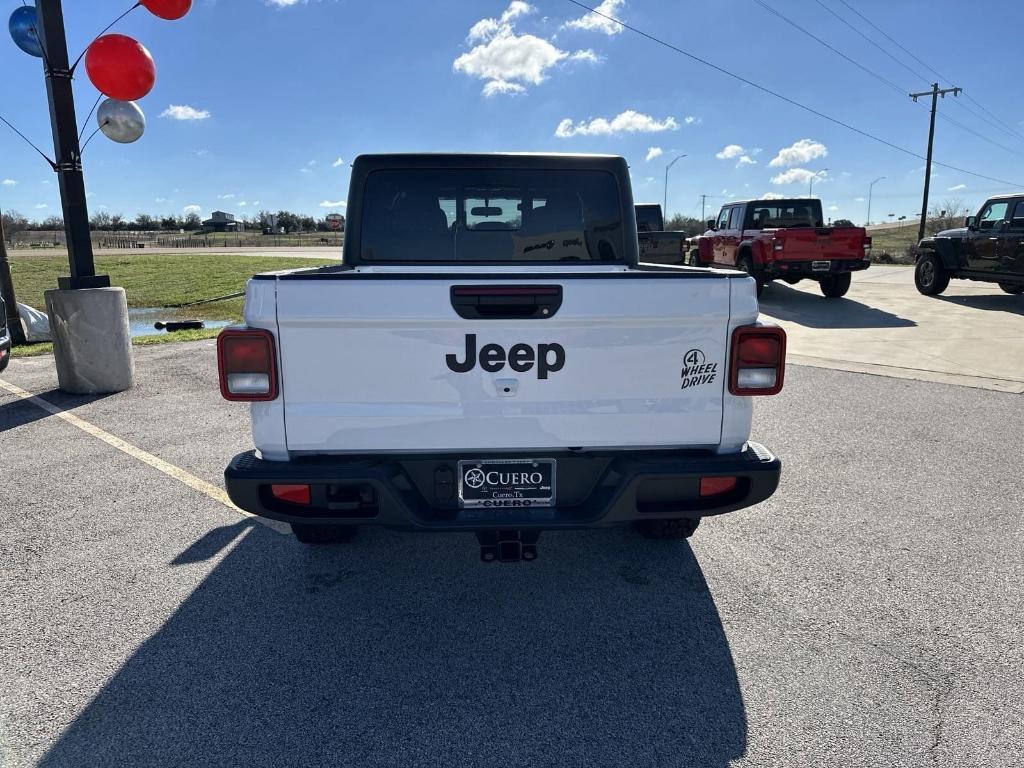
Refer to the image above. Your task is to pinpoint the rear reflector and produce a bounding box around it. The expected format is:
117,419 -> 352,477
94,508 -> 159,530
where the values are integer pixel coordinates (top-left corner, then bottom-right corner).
271,484 -> 311,505
700,476 -> 738,497
217,328 -> 278,401
729,325 -> 786,396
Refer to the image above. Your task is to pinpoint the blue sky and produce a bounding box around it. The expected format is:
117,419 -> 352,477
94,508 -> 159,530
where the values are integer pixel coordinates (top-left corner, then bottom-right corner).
2,0 -> 1023,224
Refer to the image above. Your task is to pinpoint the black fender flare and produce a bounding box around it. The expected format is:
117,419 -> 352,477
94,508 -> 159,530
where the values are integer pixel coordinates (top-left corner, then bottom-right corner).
919,237 -> 960,271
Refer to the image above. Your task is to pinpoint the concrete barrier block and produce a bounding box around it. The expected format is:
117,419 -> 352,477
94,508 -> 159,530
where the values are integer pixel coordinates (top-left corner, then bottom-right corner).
45,287 -> 135,394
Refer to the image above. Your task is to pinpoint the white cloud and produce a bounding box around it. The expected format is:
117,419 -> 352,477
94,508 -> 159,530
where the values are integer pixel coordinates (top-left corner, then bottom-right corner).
645,147 -> 663,162
760,193 -> 787,200
252,200 -> 260,206
266,0 -> 301,6
1,179 -> 16,186
771,168 -> 827,186
715,144 -> 757,168
947,183 -> 967,191
684,116 -> 699,125
218,193 -> 237,200
34,203 -> 48,209
183,204 -> 201,214
239,201 -> 248,207
564,0 -> 624,35
455,2 -> 594,96
160,105 -> 211,121
769,139 -> 828,167
555,110 -> 678,138
155,197 -> 169,203
828,205 -> 840,212
332,157 -> 345,168
483,79 -> 526,97
854,196 -> 865,202
319,200 -> 346,208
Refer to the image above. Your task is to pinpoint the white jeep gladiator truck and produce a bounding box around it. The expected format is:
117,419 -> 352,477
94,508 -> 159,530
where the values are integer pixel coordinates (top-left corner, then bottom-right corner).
219,153 -> 784,561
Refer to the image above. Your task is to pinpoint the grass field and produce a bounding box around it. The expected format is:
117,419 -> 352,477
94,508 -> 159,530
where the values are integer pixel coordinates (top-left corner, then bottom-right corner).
868,226 -> 919,262
8,252 -> 336,357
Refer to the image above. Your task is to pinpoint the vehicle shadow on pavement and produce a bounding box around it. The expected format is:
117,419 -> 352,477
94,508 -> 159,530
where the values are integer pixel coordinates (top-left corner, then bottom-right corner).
38,525 -> 747,768
759,283 -> 917,329
0,390 -> 111,435
934,293 -> 1024,316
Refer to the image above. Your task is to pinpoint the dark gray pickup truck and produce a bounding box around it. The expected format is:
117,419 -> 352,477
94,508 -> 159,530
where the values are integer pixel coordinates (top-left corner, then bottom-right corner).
635,204 -> 690,265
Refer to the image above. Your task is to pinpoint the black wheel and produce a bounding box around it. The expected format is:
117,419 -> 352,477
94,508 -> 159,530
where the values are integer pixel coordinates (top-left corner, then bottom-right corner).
915,252 -> 950,295
998,282 -> 1024,294
634,518 -> 701,540
736,256 -> 765,298
291,523 -> 358,545
687,250 -> 700,267
819,273 -> 852,298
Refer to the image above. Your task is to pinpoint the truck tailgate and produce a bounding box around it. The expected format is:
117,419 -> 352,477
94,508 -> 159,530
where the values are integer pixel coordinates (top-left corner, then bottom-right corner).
274,275 -> 734,454
775,227 -> 865,261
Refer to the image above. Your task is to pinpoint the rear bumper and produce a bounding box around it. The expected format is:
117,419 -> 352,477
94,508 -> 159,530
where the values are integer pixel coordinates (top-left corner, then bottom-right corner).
764,258 -> 870,278
224,443 -> 781,532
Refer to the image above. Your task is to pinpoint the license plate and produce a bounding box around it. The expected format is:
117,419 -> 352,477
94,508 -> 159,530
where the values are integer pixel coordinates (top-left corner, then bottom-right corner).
812,260 -> 831,271
458,459 -> 555,509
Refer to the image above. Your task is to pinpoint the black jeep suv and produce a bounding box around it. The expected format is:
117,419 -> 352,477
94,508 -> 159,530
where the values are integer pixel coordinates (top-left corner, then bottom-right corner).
915,194 -> 1024,296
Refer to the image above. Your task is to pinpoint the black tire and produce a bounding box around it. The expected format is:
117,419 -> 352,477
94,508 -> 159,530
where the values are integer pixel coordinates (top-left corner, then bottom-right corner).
634,517 -> 701,540
819,272 -> 852,298
291,523 -> 358,545
736,256 -> 765,298
915,252 -> 950,295
998,282 -> 1024,295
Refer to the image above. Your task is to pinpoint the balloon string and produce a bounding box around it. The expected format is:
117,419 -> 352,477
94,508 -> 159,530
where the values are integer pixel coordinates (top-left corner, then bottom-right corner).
79,122 -> 108,155
0,113 -> 57,170
69,2 -> 142,75
79,94 -> 103,141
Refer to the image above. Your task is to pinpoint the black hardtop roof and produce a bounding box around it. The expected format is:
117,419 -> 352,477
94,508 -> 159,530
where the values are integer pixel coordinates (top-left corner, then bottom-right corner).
980,192 -> 1024,201
724,198 -> 821,206
351,152 -> 628,172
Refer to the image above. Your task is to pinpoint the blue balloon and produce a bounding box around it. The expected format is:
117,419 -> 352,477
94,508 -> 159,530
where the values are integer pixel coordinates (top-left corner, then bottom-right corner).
9,6 -> 43,58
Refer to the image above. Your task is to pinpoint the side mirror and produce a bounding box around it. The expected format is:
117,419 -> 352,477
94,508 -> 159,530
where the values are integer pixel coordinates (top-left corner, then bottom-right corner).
706,219 -> 716,231
964,216 -> 975,229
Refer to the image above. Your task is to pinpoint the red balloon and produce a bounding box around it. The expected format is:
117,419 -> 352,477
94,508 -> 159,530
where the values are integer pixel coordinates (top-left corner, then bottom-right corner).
140,0 -> 192,20
84,35 -> 156,101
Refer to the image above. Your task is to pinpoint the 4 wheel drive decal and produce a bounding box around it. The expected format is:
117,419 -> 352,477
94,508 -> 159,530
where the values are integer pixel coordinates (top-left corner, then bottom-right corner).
447,334 -> 565,379
681,348 -> 718,389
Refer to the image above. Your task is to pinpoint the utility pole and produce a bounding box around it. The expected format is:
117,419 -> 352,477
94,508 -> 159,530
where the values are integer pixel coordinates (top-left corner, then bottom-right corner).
699,193 -> 709,223
911,83 -> 961,243
663,154 -> 686,220
0,208 -> 28,345
36,0 -> 109,289
867,176 -> 885,226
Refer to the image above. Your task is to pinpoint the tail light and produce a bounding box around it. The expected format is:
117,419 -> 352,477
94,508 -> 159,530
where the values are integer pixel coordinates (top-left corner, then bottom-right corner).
217,328 -> 278,401
772,239 -> 784,252
864,236 -> 872,254
700,476 -> 738,497
271,484 -> 310,505
729,325 -> 786,396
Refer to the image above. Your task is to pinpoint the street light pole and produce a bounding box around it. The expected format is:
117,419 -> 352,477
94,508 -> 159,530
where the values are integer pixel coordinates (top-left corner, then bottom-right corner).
36,0 -> 109,290
867,176 -> 885,226
809,168 -> 829,198
663,154 -> 686,220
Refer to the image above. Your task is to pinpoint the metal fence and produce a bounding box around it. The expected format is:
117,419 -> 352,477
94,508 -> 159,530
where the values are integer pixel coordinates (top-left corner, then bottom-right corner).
7,230 -> 344,250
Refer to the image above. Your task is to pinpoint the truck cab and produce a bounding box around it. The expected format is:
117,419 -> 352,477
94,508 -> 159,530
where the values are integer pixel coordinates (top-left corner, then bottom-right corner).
915,194 -> 1024,296
635,203 -> 690,265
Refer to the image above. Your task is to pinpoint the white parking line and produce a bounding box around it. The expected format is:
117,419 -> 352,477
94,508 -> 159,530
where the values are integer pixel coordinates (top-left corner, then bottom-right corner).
0,378 -> 289,535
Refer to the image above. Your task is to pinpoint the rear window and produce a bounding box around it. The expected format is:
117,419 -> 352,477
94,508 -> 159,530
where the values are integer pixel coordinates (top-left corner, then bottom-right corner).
745,200 -> 824,229
635,205 -> 662,232
359,169 -> 625,262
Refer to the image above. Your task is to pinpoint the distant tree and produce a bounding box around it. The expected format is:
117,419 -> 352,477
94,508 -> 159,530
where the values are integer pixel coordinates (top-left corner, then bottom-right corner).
664,214 -> 704,236
40,215 -> 65,230
298,215 -> 316,233
90,211 -> 113,230
134,213 -> 157,231
832,218 -> 855,228
160,214 -> 181,230
183,212 -> 201,230
109,213 -> 126,231
926,199 -> 969,235
1,210 -> 29,238
275,210 -> 301,233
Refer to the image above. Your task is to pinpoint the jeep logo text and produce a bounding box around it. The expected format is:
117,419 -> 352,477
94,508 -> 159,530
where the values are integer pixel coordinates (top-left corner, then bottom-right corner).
446,334 -> 565,379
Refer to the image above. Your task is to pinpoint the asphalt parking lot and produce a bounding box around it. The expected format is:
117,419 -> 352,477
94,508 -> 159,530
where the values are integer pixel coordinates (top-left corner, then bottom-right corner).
2,337 -> 1022,767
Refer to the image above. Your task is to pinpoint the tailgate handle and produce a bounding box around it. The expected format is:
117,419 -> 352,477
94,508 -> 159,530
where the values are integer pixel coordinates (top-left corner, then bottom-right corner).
450,285 -> 562,320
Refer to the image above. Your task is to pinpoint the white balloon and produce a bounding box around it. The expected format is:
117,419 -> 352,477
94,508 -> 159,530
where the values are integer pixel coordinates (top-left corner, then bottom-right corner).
97,98 -> 146,144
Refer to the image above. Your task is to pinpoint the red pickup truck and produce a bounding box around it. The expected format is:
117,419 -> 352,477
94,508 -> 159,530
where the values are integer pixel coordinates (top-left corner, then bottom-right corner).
691,199 -> 871,297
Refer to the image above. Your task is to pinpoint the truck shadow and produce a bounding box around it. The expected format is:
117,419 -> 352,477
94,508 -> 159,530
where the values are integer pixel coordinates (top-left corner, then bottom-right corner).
0,389 -> 112,434
38,525 -> 747,768
934,292 -> 1024,316
758,283 -> 916,328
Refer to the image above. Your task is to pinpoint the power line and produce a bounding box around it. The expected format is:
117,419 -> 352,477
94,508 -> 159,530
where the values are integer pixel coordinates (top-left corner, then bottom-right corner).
833,0 -> 1024,143
936,111 -> 1024,161
752,0 -> 905,96
562,0 -> 1024,187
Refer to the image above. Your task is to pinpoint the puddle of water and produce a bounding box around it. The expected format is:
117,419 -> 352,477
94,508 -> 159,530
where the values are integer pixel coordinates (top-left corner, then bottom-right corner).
127,307 -> 233,338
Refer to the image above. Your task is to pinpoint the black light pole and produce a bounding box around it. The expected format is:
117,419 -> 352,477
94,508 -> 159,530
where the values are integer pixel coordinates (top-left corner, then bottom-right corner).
35,0 -> 110,290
